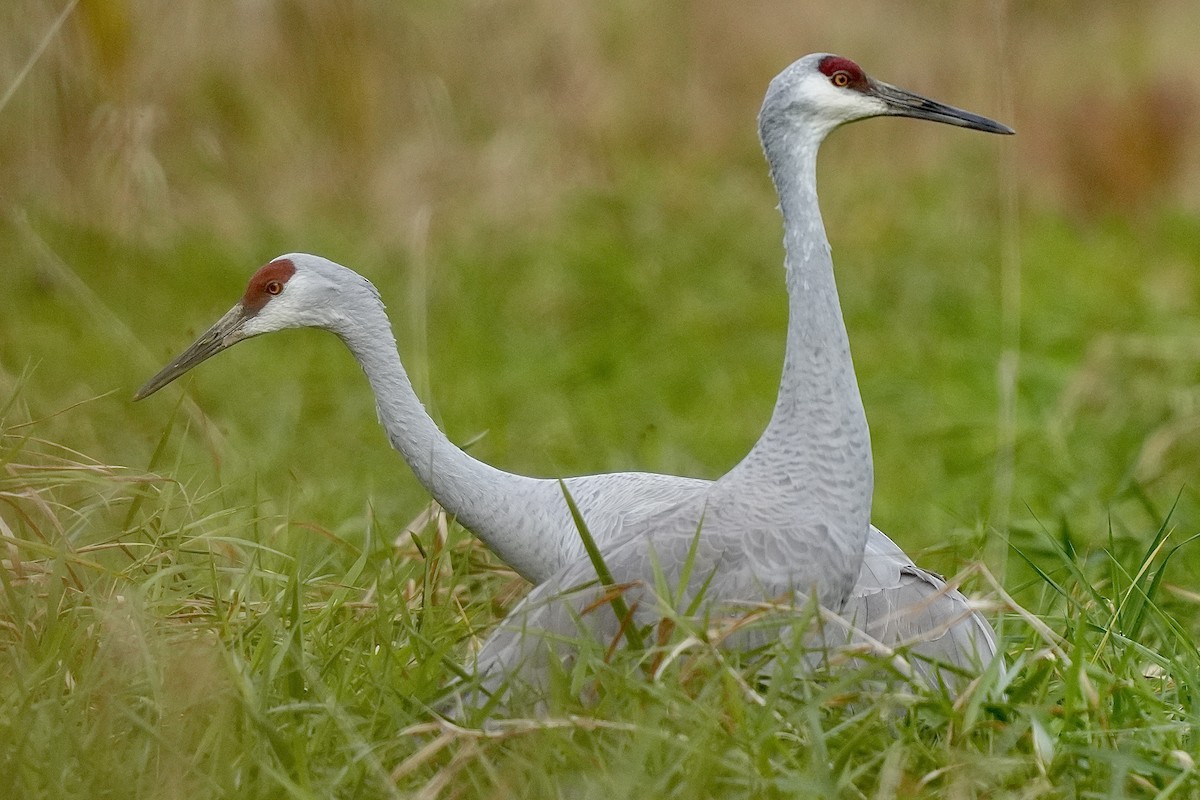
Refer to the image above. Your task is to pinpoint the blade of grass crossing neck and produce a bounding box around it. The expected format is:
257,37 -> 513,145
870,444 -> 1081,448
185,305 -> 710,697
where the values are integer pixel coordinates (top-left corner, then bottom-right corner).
559,479 -> 645,652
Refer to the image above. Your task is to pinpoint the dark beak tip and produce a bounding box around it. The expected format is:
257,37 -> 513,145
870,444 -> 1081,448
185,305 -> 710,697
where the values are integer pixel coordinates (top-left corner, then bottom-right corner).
134,303 -> 248,406
132,381 -> 160,402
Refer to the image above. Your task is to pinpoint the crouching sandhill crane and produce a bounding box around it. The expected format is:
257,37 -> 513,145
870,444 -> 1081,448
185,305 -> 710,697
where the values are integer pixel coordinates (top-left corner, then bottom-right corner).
136,53 -> 1011,698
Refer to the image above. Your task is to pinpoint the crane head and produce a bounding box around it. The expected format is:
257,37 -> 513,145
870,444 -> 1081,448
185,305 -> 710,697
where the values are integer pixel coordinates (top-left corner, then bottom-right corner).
134,254 -> 368,400
760,53 -> 1013,140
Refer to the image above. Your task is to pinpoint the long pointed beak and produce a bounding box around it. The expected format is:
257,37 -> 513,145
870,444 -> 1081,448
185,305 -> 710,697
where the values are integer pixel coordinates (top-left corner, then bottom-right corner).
871,80 -> 1014,135
134,304 -> 254,400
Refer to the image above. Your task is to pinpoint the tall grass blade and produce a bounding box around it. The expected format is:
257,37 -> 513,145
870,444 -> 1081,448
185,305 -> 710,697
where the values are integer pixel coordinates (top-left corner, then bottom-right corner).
558,479 -> 644,651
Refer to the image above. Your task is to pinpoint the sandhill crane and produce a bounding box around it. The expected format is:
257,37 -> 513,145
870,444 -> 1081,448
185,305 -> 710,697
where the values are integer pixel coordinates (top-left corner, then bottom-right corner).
137,53 -> 1012,697
465,54 -> 1011,701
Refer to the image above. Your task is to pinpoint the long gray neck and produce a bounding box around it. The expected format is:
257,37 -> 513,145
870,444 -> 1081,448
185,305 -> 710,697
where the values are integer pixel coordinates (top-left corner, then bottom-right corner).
331,298 -> 545,573
729,121 -> 873,515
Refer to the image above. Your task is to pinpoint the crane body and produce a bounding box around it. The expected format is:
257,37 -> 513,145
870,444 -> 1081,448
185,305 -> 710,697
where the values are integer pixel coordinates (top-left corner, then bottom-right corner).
137,53 -> 1013,701
468,54 -> 1011,700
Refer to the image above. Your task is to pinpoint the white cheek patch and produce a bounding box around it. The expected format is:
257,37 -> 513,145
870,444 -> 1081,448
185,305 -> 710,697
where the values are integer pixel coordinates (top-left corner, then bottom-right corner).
242,300 -> 310,334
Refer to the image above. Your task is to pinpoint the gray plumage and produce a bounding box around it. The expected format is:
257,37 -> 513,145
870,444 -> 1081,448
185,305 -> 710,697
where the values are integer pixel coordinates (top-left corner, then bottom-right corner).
466,54 -> 1011,702
834,528 -> 998,694
135,53 -> 1012,703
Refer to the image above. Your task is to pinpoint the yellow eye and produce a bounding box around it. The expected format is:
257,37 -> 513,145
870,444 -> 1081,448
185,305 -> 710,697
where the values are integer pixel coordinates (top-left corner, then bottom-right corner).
832,71 -> 851,88
266,280 -> 283,295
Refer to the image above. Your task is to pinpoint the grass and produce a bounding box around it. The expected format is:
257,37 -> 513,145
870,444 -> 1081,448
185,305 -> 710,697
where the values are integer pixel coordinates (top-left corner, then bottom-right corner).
3,408 -> 1198,797
3,0 -> 1200,797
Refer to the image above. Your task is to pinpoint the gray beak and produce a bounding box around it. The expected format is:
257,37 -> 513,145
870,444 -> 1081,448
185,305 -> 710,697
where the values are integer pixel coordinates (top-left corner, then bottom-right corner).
871,79 -> 1014,135
134,304 -> 253,400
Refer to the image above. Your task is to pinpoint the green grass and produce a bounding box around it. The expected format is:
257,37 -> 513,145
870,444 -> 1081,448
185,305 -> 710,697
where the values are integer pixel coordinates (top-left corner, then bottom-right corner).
4,1 -> 1200,797
2,401 -> 1199,797
5,190 -> 1200,796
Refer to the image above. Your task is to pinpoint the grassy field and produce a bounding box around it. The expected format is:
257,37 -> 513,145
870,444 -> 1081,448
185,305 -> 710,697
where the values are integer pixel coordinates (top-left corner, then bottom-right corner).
3,1 -> 1200,797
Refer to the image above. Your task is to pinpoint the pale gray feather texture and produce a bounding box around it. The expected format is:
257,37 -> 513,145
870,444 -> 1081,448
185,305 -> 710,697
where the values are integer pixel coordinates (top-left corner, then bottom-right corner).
464,54 -> 886,702
466,525 -> 996,705
239,53 -> 1000,705
833,528 -> 998,693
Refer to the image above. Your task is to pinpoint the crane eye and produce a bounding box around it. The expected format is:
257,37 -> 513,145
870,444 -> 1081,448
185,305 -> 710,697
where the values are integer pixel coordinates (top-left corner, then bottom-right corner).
266,280 -> 283,295
831,71 -> 851,88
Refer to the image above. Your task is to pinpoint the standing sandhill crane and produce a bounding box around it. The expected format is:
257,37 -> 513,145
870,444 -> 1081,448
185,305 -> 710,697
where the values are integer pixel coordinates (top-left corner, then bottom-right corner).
465,53 -> 1012,701
136,53 -> 1012,696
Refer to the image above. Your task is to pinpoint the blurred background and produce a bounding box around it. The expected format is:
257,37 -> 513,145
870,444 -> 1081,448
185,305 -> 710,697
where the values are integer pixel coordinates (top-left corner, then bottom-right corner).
2,0 -> 1199,595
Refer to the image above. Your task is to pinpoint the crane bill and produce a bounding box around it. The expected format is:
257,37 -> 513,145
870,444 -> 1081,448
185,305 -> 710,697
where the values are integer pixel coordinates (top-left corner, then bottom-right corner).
871,80 -> 1014,135
134,304 -> 252,400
